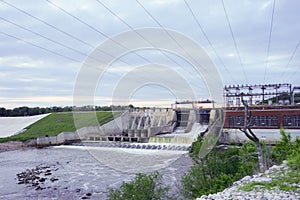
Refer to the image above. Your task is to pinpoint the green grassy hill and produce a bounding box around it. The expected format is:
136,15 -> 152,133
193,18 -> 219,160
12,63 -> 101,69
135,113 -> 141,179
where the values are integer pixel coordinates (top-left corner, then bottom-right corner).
0,112 -> 116,143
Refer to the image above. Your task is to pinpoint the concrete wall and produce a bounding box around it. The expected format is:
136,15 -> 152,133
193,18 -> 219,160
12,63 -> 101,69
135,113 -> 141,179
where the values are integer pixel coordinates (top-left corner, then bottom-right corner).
127,109 -> 176,135
185,110 -> 197,133
166,110 -> 177,125
37,136 -> 58,147
76,114 -> 128,139
37,131 -> 80,147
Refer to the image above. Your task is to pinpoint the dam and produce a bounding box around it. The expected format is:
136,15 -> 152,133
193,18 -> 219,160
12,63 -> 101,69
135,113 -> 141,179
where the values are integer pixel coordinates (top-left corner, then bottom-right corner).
37,101 -> 217,149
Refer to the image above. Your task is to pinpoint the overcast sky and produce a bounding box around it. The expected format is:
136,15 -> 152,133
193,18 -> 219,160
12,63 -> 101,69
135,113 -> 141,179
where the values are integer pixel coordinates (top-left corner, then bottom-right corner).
0,0 -> 299,108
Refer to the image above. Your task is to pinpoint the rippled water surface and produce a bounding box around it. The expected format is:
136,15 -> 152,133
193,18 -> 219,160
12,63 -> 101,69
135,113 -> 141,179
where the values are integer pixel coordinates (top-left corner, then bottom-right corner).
0,146 -> 192,199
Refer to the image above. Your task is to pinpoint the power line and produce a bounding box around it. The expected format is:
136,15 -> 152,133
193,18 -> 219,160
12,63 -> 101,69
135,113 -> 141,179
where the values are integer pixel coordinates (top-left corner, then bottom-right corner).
283,41 -> 300,83
95,0 -> 208,94
46,0 -> 152,64
135,0 -> 209,76
136,0 -> 187,54
0,0 -> 92,49
263,0 -> 276,83
0,15 -> 118,65
135,0 -> 207,90
0,0 -> 132,66
0,30 -> 121,80
221,0 -> 248,83
184,0 -> 238,85
0,31 -> 81,63
281,40 -> 300,82
95,0 -> 184,70
0,16 -> 88,57
45,0 -> 200,91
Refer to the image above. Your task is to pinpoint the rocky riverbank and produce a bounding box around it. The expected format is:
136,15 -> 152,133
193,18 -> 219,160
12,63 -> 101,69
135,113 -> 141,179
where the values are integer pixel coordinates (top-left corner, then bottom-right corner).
0,140 -> 36,153
197,161 -> 300,200
0,141 -> 27,152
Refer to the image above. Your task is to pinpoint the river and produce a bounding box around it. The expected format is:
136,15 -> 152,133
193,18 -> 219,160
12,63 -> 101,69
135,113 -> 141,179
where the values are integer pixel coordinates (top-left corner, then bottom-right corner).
0,145 -> 193,199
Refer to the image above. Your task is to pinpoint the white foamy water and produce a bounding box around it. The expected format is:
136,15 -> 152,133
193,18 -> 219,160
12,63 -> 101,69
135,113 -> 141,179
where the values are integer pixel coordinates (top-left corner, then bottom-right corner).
0,114 -> 50,138
0,146 -> 192,199
55,145 -> 187,173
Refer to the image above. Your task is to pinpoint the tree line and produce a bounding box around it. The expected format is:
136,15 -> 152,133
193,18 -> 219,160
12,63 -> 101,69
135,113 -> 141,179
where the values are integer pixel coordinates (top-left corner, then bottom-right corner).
0,105 -> 131,117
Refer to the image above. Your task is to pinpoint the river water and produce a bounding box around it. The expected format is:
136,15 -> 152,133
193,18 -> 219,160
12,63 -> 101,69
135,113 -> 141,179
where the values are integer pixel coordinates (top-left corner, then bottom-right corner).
0,146 -> 193,199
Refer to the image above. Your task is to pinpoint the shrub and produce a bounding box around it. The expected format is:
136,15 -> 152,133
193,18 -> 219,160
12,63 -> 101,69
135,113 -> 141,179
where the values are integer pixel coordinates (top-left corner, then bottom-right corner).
288,137 -> 300,171
108,171 -> 170,200
272,129 -> 300,164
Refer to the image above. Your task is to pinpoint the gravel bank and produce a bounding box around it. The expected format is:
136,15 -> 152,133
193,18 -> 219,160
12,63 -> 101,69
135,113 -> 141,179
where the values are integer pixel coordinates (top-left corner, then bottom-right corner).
197,161 -> 300,200
0,140 -> 36,153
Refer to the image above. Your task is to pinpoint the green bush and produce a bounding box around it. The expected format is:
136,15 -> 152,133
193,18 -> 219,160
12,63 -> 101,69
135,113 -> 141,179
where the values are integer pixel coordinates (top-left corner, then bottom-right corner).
108,172 -> 170,200
181,137 -> 259,199
287,137 -> 300,171
272,129 -> 300,164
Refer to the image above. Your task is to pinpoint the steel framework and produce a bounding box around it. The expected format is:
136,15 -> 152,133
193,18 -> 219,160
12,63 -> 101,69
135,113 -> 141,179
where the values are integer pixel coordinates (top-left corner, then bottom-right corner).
223,83 -> 296,107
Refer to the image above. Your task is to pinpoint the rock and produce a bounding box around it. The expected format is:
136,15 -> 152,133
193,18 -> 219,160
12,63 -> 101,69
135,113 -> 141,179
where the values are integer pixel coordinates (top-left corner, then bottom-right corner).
39,178 -> 46,182
282,160 -> 288,165
86,193 -> 92,196
35,186 -> 45,190
75,188 -> 81,193
269,165 -> 281,172
251,177 -> 272,183
240,175 -> 251,182
50,177 -> 58,182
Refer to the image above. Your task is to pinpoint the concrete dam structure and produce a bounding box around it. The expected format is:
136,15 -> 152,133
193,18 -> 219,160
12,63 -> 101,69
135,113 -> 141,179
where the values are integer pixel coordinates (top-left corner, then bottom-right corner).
37,107 -> 215,149
85,108 -> 211,144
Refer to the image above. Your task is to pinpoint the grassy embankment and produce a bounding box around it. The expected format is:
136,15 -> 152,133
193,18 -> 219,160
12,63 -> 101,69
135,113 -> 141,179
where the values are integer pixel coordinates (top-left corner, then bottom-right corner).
0,112 -> 115,143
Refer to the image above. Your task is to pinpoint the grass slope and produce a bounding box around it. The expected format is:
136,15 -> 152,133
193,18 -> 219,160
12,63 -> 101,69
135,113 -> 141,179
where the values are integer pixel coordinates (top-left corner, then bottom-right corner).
0,112 -> 115,143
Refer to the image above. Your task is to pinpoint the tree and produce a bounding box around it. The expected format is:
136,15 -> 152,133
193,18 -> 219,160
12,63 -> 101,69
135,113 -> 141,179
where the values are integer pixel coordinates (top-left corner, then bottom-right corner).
0,107 -> 7,116
239,93 -> 265,172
